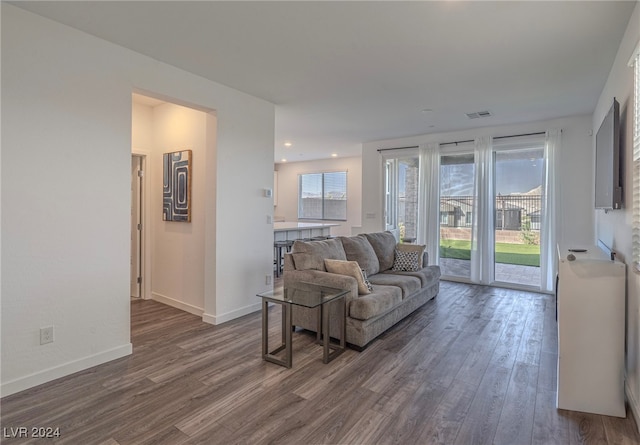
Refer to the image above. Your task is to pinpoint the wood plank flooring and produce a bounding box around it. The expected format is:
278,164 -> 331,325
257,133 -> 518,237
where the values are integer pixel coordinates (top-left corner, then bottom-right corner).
2,281 -> 639,444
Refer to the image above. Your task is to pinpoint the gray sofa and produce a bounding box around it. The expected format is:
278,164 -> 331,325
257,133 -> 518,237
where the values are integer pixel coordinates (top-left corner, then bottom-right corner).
283,231 -> 441,349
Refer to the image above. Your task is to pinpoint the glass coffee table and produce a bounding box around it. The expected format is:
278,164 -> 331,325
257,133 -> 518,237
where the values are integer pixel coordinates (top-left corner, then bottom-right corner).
257,282 -> 348,368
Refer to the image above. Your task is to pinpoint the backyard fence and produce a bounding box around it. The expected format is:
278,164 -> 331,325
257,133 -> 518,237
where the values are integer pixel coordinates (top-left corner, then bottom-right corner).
439,194 -> 542,231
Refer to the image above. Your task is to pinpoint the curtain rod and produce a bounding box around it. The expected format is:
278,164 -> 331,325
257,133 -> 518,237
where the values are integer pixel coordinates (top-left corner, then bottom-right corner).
494,131 -> 545,140
379,131 -> 547,151
439,139 -> 474,147
441,131 -> 546,147
377,145 -> 419,152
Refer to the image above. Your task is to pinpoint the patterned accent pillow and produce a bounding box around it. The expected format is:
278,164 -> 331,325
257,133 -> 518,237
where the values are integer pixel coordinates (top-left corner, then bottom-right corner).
361,269 -> 374,292
392,249 -> 420,272
396,243 -> 426,268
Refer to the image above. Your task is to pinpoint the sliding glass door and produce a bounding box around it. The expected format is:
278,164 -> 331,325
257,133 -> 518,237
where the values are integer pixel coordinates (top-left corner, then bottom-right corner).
439,152 -> 475,279
493,147 -> 544,287
383,133 -> 552,291
437,138 -> 545,289
384,153 -> 419,243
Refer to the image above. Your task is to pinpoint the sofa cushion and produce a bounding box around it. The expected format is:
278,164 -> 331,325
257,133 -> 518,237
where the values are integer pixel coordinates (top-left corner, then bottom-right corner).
391,249 -> 420,272
364,231 -> 397,271
324,259 -> 372,295
382,265 -> 441,287
396,243 -> 426,268
367,273 -> 422,298
291,238 -> 346,271
340,235 -> 380,276
349,285 -> 402,321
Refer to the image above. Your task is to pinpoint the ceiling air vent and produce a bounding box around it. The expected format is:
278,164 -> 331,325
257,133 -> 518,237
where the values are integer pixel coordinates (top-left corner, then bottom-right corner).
466,110 -> 492,119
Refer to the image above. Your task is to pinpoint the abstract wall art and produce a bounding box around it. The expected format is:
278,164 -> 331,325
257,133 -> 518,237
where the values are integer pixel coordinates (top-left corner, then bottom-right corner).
163,150 -> 192,222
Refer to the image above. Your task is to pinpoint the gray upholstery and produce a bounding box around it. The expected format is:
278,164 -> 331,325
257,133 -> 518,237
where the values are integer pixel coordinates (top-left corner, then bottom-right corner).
290,238 -> 347,272
350,285 -> 402,320
339,235 -> 380,276
367,273 -> 422,298
364,231 -> 397,272
381,265 -> 441,288
283,232 -> 441,348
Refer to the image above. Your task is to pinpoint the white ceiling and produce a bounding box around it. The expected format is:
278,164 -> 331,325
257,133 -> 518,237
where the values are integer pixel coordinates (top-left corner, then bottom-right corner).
13,1 -> 636,163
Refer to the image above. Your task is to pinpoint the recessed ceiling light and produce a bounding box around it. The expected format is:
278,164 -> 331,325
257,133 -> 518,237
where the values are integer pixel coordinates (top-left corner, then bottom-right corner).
284,142 -> 292,147
331,153 -> 338,157
281,158 -> 287,162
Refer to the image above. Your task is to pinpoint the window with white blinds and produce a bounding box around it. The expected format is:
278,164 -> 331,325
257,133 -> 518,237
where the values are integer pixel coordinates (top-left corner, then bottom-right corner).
631,42 -> 640,270
298,171 -> 347,220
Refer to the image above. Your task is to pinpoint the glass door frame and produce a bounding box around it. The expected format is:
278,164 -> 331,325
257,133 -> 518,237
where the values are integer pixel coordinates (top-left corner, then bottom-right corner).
492,139 -> 545,290
438,143 -> 476,283
382,149 -> 420,238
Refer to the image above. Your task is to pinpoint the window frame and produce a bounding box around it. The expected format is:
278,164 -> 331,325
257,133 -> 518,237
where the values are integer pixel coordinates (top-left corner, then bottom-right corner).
381,150 -> 420,236
297,171 -> 347,221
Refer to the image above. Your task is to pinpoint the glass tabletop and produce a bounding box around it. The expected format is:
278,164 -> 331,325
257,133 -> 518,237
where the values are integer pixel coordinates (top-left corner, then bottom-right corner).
257,281 -> 348,308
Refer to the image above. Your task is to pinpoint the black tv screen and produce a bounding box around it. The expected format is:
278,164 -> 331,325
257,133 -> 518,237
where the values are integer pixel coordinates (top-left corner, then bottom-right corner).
595,98 -> 622,210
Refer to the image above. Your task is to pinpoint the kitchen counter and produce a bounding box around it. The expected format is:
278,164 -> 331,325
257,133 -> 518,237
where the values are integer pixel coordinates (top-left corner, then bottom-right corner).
274,221 -> 339,241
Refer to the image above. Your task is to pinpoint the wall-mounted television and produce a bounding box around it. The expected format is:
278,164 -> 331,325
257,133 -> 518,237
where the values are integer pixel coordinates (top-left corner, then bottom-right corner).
594,97 -> 622,210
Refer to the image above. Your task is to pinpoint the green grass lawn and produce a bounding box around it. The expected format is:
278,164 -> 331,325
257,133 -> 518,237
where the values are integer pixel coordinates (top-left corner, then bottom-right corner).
440,239 -> 540,267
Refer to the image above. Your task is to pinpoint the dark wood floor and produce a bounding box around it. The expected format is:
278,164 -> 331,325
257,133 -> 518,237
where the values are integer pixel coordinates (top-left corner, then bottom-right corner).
2,281 -> 639,444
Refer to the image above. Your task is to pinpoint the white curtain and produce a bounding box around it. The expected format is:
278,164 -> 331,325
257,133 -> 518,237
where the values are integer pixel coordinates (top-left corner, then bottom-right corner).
540,129 -> 560,292
470,136 -> 494,284
418,143 -> 440,265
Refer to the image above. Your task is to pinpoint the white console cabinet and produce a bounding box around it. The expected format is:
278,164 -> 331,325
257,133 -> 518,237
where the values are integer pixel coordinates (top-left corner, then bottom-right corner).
556,244 -> 626,417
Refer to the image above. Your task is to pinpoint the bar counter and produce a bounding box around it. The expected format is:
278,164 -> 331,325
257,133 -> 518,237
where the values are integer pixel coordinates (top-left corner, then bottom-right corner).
274,222 -> 339,241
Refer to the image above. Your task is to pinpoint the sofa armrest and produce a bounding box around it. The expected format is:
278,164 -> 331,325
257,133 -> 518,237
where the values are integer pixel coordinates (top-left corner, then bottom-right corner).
283,269 -> 358,303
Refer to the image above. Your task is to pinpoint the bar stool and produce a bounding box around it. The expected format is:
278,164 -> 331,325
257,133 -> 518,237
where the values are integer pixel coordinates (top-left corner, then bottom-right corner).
274,240 -> 294,278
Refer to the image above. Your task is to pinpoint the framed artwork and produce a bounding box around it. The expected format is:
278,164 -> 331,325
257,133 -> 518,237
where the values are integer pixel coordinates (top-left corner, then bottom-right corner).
163,150 -> 192,222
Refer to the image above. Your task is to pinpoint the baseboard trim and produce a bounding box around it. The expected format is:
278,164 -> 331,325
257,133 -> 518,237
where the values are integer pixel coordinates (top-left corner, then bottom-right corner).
152,292 -> 204,317
202,302 -> 261,325
626,380 -> 640,433
0,343 -> 132,398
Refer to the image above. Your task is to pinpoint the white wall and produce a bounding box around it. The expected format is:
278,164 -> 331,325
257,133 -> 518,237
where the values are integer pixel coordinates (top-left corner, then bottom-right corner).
592,1 -> 640,425
361,115 -> 595,249
274,156 -> 362,237
132,102 -> 154,150
132,101 -> 210,315
1,5 -> 275,396
152,104 -> 207,314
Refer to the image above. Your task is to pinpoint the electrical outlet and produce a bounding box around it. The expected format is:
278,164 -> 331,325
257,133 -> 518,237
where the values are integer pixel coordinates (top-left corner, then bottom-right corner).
40,326 -> 54,345
265,274 -> 272,285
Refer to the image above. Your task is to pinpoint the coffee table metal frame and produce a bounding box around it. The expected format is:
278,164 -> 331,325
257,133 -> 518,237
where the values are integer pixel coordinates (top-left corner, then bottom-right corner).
258,282 -> 347,368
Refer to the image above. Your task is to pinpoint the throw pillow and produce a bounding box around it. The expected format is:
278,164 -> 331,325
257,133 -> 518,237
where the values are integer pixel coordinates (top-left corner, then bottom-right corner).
396,243 -> 426,268
340,235 -> 380,276
361,268 -> 374,292
364,231 -> 397,271
392,249 -> 420,272
324,259 -> 372,295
